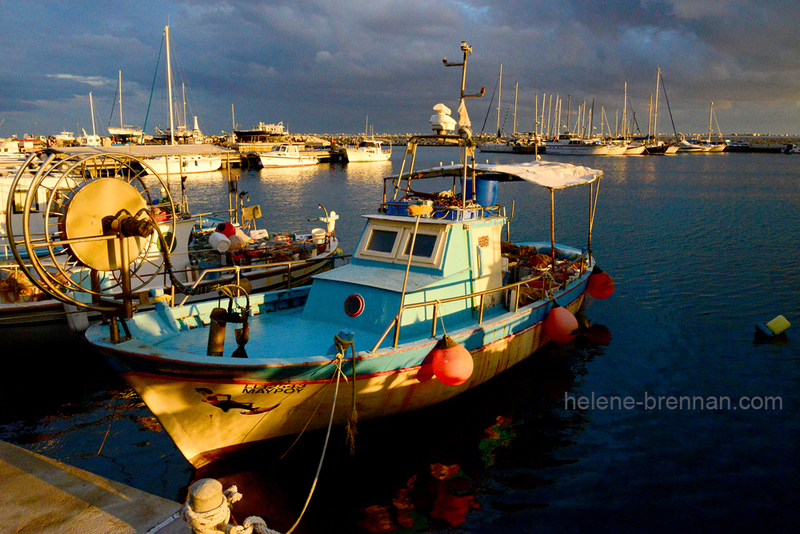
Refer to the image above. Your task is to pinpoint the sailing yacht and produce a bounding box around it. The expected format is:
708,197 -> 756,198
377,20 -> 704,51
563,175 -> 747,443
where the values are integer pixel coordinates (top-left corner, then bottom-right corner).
107,71 -> 143,142
142,26 -> 222,175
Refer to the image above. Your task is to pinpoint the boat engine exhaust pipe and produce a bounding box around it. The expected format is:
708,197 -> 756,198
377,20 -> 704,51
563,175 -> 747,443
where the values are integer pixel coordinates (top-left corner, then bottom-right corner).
207,308 -> 228,356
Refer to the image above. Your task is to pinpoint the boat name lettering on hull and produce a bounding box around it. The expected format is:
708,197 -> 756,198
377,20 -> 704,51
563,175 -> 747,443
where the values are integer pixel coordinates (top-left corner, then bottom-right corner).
242,384 -> 307,395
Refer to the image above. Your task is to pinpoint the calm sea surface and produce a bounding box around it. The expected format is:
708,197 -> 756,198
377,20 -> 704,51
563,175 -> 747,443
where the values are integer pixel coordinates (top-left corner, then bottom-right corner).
1,149 -> 798,533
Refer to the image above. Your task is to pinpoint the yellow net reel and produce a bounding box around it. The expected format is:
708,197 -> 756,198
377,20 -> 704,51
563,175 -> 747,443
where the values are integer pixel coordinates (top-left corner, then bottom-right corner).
5,152 -> 177,315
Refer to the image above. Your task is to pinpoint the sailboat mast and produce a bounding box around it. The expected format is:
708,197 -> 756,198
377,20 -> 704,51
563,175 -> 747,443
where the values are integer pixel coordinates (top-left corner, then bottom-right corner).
182,83 -> 187,132
165,25 -> 175,145
118,71 -> 124,128
653,68 -> 661,141
496,63 -> 502,138
90,92 -> 96,136
708,101 -> 713,141
622,82 -> 627,140
513,81 -> 518,135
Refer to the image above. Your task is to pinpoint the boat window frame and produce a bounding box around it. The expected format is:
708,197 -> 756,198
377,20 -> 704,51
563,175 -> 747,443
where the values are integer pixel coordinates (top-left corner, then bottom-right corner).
357,224 -> 403,259
395,227 -> 446,267
356,220 -> 448,268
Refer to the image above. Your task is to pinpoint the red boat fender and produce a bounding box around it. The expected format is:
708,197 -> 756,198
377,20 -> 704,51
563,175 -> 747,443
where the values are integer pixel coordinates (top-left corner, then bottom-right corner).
430,334 -> 473,386
587,266 -> 615,299
545,304 -> 579,344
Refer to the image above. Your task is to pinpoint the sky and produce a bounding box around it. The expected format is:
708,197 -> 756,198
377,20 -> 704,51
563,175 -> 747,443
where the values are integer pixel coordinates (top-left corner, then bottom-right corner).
2,0 -> 799,139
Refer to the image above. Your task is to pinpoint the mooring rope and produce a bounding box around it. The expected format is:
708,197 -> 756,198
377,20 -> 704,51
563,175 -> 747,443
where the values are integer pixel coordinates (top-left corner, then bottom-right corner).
283,354 -> 347,534
97,392 -> 121,455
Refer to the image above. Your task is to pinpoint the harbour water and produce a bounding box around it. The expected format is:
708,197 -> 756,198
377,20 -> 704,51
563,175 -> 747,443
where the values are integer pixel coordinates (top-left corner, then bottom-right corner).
1,149 -> 798,533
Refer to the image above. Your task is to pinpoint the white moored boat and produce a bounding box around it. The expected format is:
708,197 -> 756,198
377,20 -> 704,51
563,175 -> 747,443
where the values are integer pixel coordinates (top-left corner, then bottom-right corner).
341,139 -> 392,162
545,133 -> 609,155
259,144 -> 319,168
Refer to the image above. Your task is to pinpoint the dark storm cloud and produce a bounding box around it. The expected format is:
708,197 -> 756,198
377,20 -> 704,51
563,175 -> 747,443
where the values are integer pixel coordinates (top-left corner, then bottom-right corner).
1,0 -> 798,137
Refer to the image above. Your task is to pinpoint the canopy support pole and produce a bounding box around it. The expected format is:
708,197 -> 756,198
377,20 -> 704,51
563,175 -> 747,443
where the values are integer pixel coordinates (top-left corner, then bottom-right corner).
549,187 -> 556,271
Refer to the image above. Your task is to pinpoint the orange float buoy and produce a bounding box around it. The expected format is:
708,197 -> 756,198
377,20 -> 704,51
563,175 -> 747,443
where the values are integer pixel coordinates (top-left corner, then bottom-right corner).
430,334 -> 473,386
545,304 -> 579,344
587,266 -> 615,300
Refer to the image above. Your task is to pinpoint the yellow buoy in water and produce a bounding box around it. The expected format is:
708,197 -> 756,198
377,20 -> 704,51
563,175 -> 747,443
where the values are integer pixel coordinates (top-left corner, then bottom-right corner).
756,315 -> 791,336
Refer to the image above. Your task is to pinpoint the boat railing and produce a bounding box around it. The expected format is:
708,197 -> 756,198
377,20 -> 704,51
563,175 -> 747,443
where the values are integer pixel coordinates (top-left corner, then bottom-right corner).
370,249 -> 590,351
174,249 -> 350,307
380,200 -> 500,222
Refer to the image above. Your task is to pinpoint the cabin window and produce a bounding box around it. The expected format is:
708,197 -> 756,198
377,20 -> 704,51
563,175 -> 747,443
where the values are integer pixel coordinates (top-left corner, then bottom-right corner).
365,229 -> 398,254
356,221 -> 446,267
396,229 -> 446,266
402,233 -> 437,259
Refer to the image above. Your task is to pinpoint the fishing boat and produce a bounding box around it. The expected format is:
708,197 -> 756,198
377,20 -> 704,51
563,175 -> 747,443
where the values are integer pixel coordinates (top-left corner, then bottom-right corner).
7,42 -> 613,468
2,151 -> 343,329
341,138 -> 392,162
259,144 -> 319,168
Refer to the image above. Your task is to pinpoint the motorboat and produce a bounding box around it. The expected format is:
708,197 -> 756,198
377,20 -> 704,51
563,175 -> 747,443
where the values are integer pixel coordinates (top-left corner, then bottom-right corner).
259,144 -> 319,168
678,139 -> 710,152
143,152 -> 223,175
341,138 -> 392,162
545,133 -> 609,155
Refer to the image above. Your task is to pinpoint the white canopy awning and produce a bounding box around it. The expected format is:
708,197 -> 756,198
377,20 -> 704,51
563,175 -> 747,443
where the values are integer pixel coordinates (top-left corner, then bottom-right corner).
409,160 -> 602,189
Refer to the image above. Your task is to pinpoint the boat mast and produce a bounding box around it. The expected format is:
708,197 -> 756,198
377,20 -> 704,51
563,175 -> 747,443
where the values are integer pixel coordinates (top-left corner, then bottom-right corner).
90,92 -> 96,136
182,83 -> 187,133
708,101 -> 713,142
653,68 -> 661,142
513,81 -> 518,136
496,63 -> 502,138
442,41 -> 484,207
165,25 -> 175,145
622,82 -> 627,141
118,71 -> 124,129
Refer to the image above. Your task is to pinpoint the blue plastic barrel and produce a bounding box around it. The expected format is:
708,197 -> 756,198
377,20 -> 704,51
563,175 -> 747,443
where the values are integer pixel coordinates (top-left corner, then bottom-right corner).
465,178 -> 498,206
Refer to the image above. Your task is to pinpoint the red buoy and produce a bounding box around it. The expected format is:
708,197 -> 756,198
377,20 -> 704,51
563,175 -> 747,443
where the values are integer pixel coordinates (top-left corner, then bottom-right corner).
545,304 -> 579,344
587,267 -> 615,300
430,334 -> 473,386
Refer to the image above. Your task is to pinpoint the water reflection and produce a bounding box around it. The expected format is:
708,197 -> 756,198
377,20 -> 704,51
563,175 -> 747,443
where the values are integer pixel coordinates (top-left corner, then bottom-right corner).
188,312 -> 612,532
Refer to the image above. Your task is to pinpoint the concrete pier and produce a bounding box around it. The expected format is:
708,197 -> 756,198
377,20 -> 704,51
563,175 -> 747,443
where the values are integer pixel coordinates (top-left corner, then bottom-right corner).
0,440 -> 187,533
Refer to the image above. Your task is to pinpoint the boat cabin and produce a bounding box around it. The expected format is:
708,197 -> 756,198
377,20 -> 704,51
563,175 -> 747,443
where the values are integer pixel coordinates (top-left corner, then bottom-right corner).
303,184 -> 506,342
